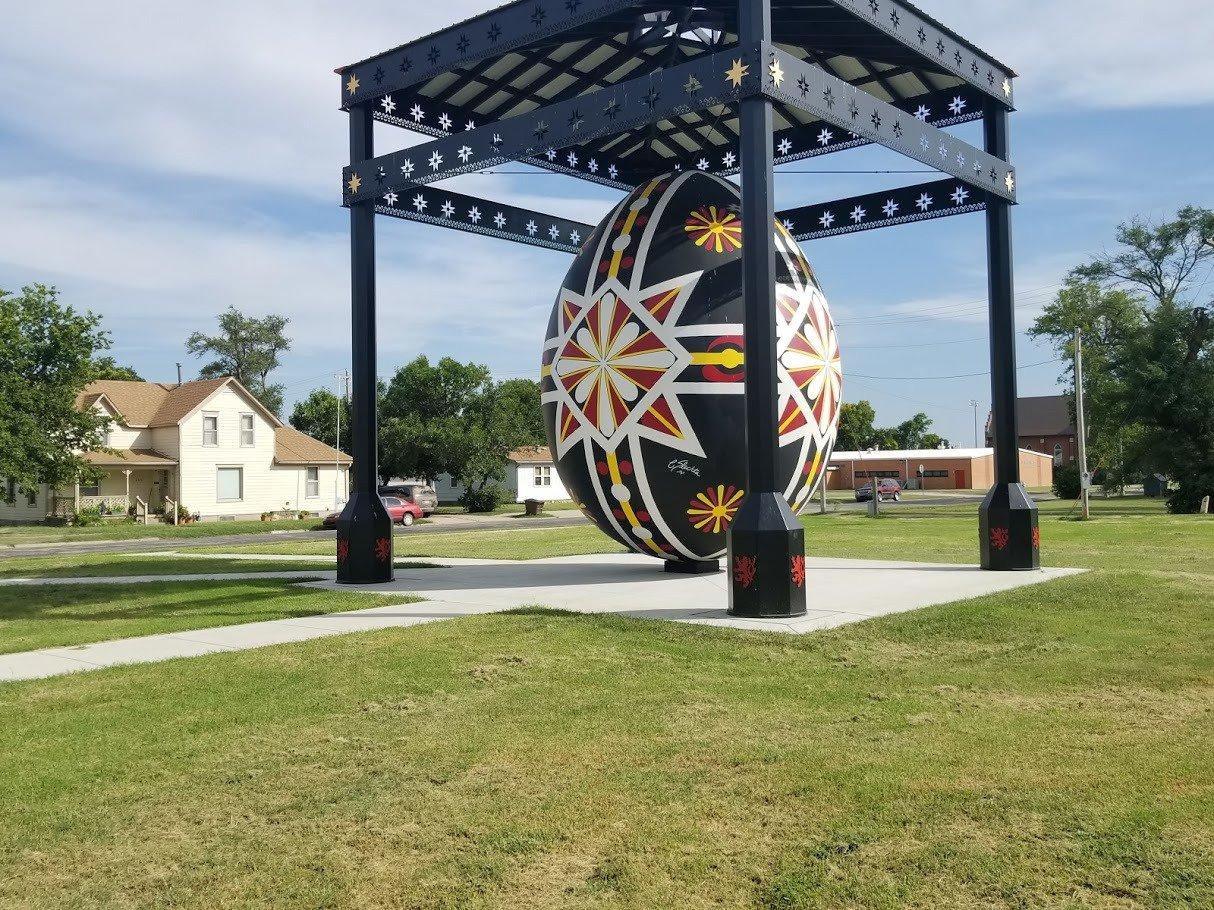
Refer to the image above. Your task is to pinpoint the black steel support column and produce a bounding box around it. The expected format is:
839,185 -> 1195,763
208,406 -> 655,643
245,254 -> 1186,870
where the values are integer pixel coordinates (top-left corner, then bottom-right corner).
337,104 -> 394,583
979,103 -> 1039,570
726,0 -> 806,617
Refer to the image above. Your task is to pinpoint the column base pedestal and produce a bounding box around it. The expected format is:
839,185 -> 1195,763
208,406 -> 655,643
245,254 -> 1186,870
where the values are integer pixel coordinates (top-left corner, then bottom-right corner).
336,492 -> 395,584
726,492 -> 807,618
979,483 -> 1040,571
664,558 -> 720,575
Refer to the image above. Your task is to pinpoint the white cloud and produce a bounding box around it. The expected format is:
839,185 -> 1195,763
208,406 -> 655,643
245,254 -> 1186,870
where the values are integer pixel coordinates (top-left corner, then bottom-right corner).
920,0 -> 1214,109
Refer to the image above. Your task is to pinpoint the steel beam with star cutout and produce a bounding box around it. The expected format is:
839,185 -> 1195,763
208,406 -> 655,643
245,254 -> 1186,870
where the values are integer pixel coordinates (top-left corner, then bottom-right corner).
342,43 -> 761,206
776,178 -> 988,242
761,45 -> 1017,203
375,186 -> 595,253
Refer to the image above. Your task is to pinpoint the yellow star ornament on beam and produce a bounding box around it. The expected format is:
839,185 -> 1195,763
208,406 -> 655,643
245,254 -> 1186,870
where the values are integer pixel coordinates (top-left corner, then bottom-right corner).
725,58 -> 750,89
347,173 -> 362,194
346,73 -> 360,95
768,58 -> 784,88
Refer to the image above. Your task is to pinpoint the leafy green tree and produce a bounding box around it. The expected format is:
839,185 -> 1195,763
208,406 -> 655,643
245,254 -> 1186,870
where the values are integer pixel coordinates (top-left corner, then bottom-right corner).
454,379 -> 545,510
0,285 -> 109,499
289,389 -> 350,454
836,400 -> 876,450
186,307 -> 291,415
89,356 -> 143,381
1035,206 -> 1214,509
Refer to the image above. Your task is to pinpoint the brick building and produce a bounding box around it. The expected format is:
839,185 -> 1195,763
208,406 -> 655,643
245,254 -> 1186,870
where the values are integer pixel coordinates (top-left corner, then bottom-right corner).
986,394 -> 1077,467
827,447 -> 1054,491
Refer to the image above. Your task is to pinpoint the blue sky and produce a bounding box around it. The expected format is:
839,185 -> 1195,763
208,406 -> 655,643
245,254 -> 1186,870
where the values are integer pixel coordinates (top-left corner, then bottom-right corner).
2,1 -> 1212,446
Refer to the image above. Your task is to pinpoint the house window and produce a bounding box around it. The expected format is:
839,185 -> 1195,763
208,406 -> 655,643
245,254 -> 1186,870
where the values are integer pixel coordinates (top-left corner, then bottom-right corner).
240,413 -> 255,447
533,465 -> 552,486
80,481 -> 100,496
4,478 -> 14,503
27,488 -> 37,507
216,467 -> 243,502
1053,443 -> 1064,465
305,467 -> 319,498
202,413 -> 218,447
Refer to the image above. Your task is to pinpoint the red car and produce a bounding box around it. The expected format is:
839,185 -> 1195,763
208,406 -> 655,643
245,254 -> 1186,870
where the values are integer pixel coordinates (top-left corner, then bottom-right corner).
322,496 -> 423,528
855,478 -> 902,502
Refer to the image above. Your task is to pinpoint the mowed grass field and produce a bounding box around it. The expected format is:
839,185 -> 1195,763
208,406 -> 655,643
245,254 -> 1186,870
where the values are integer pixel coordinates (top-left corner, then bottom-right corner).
0,497 -> 1210,908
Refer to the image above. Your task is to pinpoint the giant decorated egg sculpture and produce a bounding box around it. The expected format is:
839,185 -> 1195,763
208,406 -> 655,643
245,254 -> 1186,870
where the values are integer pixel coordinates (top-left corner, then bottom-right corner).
541,171 -> 841,562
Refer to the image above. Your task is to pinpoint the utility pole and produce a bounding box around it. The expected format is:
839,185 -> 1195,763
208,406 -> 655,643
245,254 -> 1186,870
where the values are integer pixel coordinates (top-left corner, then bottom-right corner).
970,399 -> 980,448
1073,329 -> 1090,520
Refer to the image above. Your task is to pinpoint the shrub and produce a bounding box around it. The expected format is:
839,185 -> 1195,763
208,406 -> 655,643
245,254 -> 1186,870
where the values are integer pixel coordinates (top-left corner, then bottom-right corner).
72,506 -> 103,526
1167,485 -> 1213,514
1052,464 -> 1081,500
460,483 -> 506,513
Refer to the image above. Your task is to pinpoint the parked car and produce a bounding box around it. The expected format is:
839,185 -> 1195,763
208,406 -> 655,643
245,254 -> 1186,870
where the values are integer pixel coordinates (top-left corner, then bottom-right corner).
855,478 -> 902,502
379,482 -> 438,516
321,496 -> 423,528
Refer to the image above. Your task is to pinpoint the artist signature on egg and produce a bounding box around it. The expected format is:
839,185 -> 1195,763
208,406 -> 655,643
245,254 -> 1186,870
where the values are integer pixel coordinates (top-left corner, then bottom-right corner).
668,459 -> 701,477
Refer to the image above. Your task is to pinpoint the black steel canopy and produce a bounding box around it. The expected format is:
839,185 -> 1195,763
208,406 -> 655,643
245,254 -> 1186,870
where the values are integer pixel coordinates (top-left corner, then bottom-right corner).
333,0 -> 1040,605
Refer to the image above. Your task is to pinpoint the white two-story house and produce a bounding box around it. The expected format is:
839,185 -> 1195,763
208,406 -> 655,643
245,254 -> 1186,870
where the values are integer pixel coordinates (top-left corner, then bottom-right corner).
0,377 -> 350,522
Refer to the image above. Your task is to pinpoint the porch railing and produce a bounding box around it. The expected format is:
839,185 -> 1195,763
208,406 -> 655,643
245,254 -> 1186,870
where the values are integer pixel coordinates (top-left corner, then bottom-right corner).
49,495 -> 131,518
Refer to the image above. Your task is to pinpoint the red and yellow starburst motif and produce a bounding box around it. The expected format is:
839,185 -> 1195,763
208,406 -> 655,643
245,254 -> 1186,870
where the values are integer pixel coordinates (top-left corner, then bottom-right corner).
989,526 -> 1010,551
780,293 -> 842,433
554,290 -> 679,439
790,554 -> 806,587
374,537 -> 391,562
687,484 -> 745,534
685,205 -> 743,254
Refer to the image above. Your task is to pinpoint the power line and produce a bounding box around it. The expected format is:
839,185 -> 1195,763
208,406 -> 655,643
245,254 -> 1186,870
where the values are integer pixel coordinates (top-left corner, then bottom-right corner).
847,357 -> 1061,381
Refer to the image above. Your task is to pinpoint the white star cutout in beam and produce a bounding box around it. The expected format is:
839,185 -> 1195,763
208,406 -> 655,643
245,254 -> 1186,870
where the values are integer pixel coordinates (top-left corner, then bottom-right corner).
697,158 -> 709,170
570,230 -> 581,244
817,128 -> 833,145
493,212 -> 506,229
412,194 -> 427,212
1002,78 -> 1012,97
468,206 -> 482,223
915,193 -> 933,211
429,151 -> 443,170
882,199 -> 899,217
1005,171 -> 1015,193
525,220 -> 538,236
939,143 -> 950,159
383,191 -> 399,206
948,95 -> 966,116
850,205 -> 866,223
777,138 -> 792,155
913,104 -> 930,121
973,160 -> 984,176
567,152 -> 578,167
457,145 -> 473,163
380,95 -> 396,114
438,113 -> 452,131
548,225 -> 560,239
950,187 -> 970,205
401,160 -> 415,177
920,136 -> 931,152
819,211 -> 835,228
588,159 -> 599,173
722,151 -> 737,167
956,153 -> 966,169
607,164 -> 619,179
465,120 -> 476,131
440,200 -> 455,218
410,104 -> 424,122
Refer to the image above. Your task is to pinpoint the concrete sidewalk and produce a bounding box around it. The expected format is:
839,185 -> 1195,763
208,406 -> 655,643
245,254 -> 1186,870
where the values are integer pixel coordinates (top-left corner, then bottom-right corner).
0,554 -> 1083,683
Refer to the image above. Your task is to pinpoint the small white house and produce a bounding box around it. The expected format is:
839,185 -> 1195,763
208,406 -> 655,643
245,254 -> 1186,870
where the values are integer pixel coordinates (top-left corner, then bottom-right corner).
433,446 -> 568,504
0,377 -> 351,523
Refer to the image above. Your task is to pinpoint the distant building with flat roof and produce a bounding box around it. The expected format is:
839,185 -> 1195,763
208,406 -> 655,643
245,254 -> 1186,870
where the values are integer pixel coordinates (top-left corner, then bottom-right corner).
828,447 -> 1053,491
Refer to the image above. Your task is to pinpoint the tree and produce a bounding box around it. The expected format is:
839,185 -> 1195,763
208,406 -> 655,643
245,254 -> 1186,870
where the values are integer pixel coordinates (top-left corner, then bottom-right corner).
0,285 -> 110,499
89,356 -> 143,381
186,307 -> 291,415
289,389 -> 350,454
1035,206 -> 1214,509
453,379 -> 545,510
836,400 -> 876,450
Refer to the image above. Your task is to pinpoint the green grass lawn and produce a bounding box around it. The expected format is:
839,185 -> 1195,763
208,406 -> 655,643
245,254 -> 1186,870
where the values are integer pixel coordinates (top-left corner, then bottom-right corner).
0,496 -> 1209,908
0,517 -> 324,546
0,553 -> 441,580
0,580 -> 420,655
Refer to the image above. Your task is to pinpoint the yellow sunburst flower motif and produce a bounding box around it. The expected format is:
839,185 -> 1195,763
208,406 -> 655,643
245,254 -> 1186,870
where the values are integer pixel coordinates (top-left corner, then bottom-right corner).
725,58 -> 750,89
687,484 -> 746,534
346,73 -> 360,95
347,173 -> 362,194
685,206 -> 743,254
